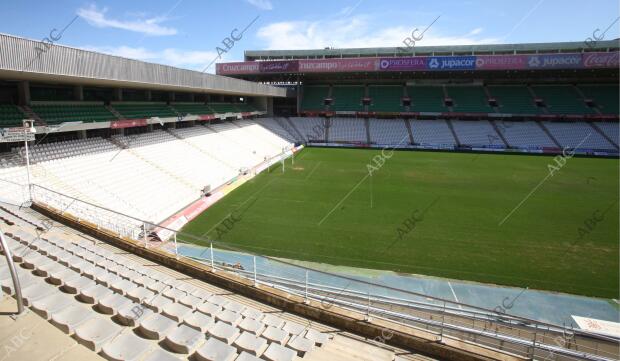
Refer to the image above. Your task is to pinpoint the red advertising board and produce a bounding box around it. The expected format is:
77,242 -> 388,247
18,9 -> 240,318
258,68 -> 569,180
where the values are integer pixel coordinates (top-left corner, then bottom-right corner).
582,51 -> 620,68
215,62 -> 259,75
300,58 -> 379,73
110,119 -> 148,129
475,55 -> 528,70
259,60 -> 299,73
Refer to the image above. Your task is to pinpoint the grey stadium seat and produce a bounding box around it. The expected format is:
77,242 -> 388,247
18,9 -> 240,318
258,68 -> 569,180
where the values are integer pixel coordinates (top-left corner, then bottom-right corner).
138,313 -> 177,340
163,324 -> 205,353
74,317 -> 123,352
101,332 -> 153,361
194,337 -> 237,361
50,304 -> 96,334
233,331 -> 268,356
262,343 -> 297,361
208,321 -> 240,344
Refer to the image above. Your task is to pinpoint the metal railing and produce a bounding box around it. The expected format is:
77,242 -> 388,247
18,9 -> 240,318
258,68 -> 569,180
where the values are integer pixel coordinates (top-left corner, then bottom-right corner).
0,230 -> 25,315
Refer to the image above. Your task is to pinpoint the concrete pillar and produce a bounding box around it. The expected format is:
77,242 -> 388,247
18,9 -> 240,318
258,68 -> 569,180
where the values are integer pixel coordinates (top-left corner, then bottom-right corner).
73,85 -> 84,101
188,93 -> 195,102
253,97 -> 273,116
114,88 -> 123,102
145,90 -> 152,101
17,81 -> 30,106
169,92 -> 175,103
77,130 -> 87,139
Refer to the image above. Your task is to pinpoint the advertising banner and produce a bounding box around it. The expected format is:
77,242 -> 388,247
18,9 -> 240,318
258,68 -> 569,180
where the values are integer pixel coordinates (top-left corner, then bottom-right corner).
216,62 -> 259,75
475,55 -> 528,70
378,57 -> 426,71
582,51 -> 620,68
110,119 -> 148,129
300,58 -> 379,72
216,52 -> 619,75
526,53 -> 582,69
426,56 -> 476,70
259,60 -> 299,73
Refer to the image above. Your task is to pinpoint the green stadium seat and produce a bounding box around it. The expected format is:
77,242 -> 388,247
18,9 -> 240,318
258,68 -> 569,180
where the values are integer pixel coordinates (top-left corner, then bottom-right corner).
531,85 -> 594,115
331,85 -> 364,112
487,85 -> 543,114
407,86 -> 448,112
301,86 -> 328,111
234,103 -> 258,112
112,103 -> 177,119
368,85 -> 404,112
0,104 -> 26,127
171,103 -> 214,116
578,85 -> 619,115
30,103 -> 117,124
446,86 -> 493,113
208,103 -> 239,113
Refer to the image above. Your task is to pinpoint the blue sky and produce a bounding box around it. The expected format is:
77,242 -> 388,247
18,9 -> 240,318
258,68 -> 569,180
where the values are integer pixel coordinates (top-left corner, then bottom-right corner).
1,0 -> 618,73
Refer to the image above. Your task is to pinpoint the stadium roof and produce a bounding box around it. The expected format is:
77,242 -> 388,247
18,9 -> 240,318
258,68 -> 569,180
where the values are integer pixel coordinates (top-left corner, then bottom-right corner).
0,33 -> 286,98
245,40 -> 620,60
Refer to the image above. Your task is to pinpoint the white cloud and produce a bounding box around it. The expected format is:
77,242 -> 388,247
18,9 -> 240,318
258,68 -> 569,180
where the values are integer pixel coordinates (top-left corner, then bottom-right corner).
79,45 -> 221,73
77,4 -> 177,36
245,0 -> 273,10
256,16 -> 500,50
467,27 -> 483,36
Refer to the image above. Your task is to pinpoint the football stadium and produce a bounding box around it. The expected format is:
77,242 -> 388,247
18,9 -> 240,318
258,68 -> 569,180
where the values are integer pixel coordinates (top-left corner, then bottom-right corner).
0,2 -> 619,360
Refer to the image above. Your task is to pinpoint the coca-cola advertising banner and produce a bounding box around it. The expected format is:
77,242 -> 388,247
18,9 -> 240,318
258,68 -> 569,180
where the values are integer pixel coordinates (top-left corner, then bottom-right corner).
582,52 -> 620,68
215,52 -> 619,75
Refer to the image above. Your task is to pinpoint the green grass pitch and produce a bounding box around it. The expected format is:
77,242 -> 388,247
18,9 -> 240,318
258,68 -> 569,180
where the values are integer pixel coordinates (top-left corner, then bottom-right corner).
180,147 -> 619,298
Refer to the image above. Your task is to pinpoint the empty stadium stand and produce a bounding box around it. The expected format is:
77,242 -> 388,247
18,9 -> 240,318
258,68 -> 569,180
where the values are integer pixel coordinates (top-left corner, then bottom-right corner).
409,119 -> 457,146
208,103 -> 240,113
487,85 -> 543,114
594,121 -> 619,146
0,204 -> 419,361
328,118 -> 367,143
330,86 -> 365,112
531,85 -> 594,114
288,117 -> 326,142
368,118 -> 409,145
0,120 -> 294,237
301,86 -> 329,111
113,103 -> 178,119
544,121 -> 616,149
451,120 -> 501,147
30,102 -> 117,124
446,86 -> 494,113
0,104 -> 26,127
578,84 -> 619,115
495,121 -> 557,148
368,85 -> 404,112
407,86 -> 448,113
171,103 -> 215,116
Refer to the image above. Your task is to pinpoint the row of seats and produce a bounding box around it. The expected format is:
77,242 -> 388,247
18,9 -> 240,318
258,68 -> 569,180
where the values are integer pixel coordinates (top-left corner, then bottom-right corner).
0,120 -> 294,236
300,84 -> 619,115
0,209 -> 330,361
0,104 -> 26,126
282,118 -> 619,150
0,103 -> 260,126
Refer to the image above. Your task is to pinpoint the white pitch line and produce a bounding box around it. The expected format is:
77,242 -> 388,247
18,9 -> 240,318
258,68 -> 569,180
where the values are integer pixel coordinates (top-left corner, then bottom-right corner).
305,161 -> 321,180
